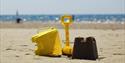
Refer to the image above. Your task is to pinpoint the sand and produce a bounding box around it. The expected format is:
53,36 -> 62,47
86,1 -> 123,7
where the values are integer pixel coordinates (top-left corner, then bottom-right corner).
0,21 -> 125,29
0,22 -> 125,63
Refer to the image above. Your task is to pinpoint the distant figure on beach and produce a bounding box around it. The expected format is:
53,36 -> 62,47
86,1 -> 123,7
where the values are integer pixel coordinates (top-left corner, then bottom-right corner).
16,10 -> 22,23
16,18 -> 22,23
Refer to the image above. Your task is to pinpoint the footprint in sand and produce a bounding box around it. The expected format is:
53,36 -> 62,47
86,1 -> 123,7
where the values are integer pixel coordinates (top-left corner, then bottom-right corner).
6,48 -> 12,50
6,48 -> 16,51
20,45 -> 28,46
113,53 -> 125,55
25,53 -> 31,55
15,55 -> 20,57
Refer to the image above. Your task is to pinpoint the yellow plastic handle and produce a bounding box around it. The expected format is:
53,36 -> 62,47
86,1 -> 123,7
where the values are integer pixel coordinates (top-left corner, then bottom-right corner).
61,15 -> 73,26
61,15 -> 73,46
61,15 -> 73,56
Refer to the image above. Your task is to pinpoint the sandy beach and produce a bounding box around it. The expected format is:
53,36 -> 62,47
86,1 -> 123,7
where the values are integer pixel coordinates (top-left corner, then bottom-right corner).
0,22 -> 125,63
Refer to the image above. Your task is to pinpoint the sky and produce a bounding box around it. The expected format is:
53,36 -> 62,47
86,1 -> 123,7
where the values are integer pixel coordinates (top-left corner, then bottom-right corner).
0,0 -> 125,15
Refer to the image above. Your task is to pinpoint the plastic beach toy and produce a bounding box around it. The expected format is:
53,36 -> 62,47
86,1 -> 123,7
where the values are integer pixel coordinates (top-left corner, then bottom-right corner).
32,27 -> 62,57
61,15 -> 73,56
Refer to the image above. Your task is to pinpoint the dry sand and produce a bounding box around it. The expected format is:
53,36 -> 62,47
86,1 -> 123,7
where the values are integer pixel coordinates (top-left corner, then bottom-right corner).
0,22 -> 125,63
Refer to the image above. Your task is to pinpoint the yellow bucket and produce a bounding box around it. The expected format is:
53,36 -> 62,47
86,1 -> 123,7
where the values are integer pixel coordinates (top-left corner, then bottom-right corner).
32,27 -> 62,57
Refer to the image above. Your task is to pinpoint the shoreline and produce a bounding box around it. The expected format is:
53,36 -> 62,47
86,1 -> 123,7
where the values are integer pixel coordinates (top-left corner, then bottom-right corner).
0,21 -> 125,29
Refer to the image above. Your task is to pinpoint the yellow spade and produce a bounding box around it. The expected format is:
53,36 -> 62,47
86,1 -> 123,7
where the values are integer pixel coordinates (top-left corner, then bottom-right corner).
61,15 -> 73,56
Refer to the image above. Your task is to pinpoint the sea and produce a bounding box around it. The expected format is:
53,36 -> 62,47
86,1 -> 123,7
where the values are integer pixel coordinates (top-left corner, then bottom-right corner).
0,14 -> 125,23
